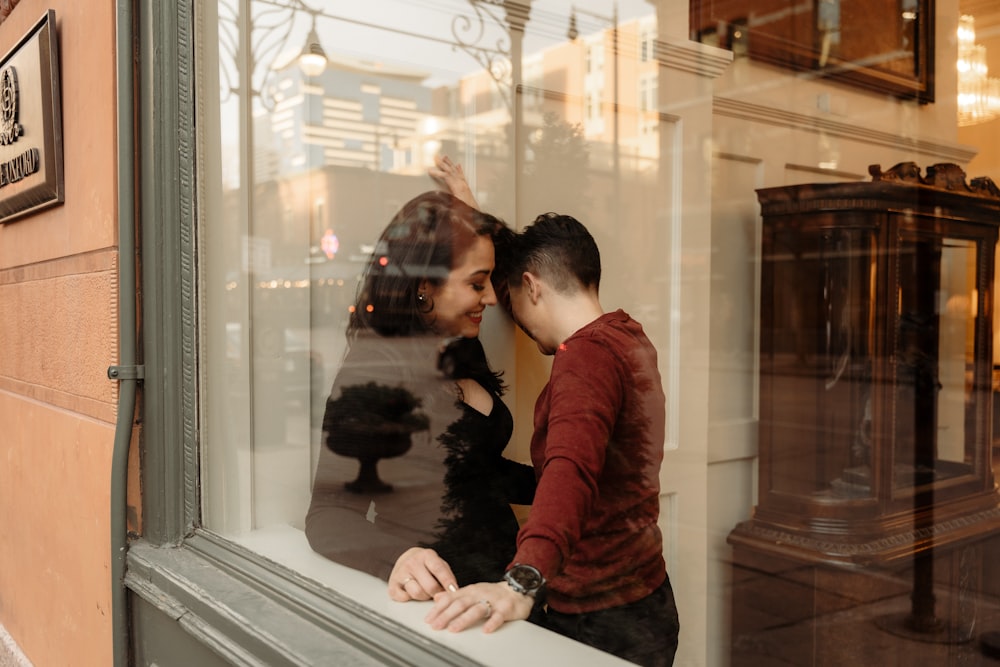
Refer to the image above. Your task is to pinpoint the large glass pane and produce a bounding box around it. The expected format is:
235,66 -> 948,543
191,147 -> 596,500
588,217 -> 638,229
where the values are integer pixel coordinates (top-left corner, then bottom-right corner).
190,0 -> 1000,664
200,0 -> 664,532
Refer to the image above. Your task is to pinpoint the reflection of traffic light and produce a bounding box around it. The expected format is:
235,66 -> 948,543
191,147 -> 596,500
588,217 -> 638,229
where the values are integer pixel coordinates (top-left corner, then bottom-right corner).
321,229 -> 339,259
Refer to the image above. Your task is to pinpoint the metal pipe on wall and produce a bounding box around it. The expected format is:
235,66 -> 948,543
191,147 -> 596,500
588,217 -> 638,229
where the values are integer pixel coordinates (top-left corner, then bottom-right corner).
111,0 -> 140,664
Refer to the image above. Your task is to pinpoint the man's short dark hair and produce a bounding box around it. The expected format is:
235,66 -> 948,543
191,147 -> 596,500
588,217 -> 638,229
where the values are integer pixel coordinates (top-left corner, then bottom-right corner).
504,213 -> 601,293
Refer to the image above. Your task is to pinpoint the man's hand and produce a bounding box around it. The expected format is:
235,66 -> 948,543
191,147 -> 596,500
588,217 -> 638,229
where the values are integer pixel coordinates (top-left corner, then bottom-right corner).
424,581 -> 533,633
429,155 -> 480,209
388,547 -> 458,602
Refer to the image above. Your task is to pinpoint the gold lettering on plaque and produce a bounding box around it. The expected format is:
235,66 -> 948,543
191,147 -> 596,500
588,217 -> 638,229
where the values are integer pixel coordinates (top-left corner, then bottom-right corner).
0,66 -> 22,146
0,147 -> 39,186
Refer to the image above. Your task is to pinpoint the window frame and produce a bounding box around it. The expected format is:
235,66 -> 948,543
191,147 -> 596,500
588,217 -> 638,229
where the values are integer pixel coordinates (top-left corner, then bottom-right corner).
126,1 -> 484,663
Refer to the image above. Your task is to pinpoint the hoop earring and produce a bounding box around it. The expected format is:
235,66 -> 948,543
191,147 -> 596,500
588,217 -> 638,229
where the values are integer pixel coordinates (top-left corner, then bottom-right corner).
417,292 -> 434,314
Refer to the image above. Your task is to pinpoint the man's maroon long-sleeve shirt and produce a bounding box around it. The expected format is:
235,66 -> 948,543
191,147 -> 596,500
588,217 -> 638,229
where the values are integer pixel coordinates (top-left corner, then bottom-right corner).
510,309 -> 667,613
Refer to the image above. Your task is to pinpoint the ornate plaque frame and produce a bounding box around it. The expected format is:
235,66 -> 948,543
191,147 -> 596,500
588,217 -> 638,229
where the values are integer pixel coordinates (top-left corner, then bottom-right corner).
0,9 -> 63,223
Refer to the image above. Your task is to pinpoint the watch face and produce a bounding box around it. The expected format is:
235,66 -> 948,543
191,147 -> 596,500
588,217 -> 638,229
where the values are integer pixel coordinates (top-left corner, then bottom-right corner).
508,564 -> 543,593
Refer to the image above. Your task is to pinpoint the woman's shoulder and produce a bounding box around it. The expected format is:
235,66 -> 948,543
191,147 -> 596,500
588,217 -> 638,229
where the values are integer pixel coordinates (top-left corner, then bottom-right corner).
437,337 -> 504,395
454,378 -> 495,416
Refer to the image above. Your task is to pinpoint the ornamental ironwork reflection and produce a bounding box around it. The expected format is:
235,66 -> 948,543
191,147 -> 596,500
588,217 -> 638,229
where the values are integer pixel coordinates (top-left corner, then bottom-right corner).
450,0 -> 533,113
218,0 -> 526,112
218,0 -> 327,108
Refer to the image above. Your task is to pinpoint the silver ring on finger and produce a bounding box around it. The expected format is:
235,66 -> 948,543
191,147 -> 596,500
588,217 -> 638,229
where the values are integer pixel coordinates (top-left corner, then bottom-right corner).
400,577 -> 413,587
478,599 -> 492,619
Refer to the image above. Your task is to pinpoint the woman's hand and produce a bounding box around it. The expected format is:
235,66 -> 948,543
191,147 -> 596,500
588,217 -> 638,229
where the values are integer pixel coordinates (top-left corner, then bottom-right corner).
429,155 -> 479,209
389,547 -> 459,601
424,581 -> 534,633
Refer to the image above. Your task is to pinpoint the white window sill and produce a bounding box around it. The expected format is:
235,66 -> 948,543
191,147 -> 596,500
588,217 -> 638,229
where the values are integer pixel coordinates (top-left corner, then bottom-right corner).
232,525 -> 630,666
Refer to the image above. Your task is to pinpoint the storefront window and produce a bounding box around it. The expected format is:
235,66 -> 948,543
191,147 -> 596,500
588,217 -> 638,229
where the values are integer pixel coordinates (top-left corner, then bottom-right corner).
196,0 -> 678,652
188,0 -> 1000,664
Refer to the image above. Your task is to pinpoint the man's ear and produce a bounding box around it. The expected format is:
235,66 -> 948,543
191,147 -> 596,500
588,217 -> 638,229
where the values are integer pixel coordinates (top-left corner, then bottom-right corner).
522,272 -> 542,304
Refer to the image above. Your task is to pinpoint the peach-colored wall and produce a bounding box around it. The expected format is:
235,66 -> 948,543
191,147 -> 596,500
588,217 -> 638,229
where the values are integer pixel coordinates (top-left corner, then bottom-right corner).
0,0 -> 118,665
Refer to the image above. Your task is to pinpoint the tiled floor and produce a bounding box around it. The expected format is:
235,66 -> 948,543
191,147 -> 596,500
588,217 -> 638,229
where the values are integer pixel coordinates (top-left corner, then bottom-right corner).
732,584 -> 1000,666
729,520 -> 1000,667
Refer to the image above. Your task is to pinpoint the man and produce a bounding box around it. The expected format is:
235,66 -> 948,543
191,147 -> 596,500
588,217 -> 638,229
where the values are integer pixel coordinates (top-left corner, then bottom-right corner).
423,212 -> 679,667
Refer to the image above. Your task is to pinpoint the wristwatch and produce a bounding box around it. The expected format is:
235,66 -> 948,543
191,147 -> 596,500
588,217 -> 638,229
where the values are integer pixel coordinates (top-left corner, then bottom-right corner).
504,563 -> 546,598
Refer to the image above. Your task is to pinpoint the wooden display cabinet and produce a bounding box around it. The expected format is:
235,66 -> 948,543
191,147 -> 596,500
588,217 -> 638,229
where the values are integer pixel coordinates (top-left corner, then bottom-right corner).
729,163 -> 1000,661
732,162 -> 1000,562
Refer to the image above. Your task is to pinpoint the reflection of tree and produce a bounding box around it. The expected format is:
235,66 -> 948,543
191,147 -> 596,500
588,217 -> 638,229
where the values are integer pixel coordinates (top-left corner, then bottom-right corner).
493,112 -> 591,219
531,112 -> 591,209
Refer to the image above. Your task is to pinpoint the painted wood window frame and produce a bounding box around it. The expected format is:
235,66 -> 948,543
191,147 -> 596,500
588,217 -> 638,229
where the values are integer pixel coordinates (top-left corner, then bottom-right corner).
124,1 -> 480,663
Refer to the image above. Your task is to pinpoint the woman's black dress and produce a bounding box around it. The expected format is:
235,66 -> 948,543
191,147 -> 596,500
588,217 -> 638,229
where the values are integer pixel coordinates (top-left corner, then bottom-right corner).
305,334 -> 535,584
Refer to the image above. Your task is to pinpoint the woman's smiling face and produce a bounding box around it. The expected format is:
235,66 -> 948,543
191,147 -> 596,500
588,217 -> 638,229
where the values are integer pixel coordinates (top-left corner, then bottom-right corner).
423,234 -> 497,338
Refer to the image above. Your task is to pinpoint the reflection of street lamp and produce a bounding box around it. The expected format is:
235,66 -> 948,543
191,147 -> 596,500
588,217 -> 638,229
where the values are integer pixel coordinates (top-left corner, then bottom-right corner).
298,18 -> 328,78
298,14 -> 328,177
568,2 -> 619,209
220,0 -> 329,107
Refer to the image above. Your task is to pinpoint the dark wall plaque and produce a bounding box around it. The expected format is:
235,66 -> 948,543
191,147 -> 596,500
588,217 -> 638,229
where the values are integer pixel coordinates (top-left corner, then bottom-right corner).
0,9 -> 62,223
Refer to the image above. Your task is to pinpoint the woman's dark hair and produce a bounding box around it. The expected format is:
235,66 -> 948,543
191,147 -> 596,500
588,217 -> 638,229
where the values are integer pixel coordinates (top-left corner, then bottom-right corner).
350,191 -> 508,337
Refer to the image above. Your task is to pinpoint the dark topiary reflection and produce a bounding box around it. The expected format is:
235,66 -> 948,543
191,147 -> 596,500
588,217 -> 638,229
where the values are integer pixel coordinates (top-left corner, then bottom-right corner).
324,381 -> 430,493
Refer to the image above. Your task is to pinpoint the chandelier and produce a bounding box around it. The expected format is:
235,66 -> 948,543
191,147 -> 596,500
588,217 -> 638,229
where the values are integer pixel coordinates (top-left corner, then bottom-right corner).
957,14 -> 999,126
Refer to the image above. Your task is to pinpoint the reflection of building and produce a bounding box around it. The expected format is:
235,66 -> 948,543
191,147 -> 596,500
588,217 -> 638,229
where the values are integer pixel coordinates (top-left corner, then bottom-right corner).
262,55 -> 435,175
254,14 -> 663,184
245,13 -> 667,261
443,14 -> 663,175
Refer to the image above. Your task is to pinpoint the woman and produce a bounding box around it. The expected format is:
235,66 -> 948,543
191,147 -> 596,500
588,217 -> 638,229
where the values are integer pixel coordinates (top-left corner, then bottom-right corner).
305,190 -> 534,600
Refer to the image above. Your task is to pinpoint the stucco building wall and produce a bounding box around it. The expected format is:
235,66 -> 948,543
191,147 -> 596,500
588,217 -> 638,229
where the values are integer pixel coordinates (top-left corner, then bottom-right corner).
0,1 -> 118,665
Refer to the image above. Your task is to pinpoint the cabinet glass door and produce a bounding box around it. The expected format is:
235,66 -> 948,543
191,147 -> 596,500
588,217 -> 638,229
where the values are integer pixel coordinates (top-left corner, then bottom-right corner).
764,224 -> 877,500
893,234 -> 979,494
